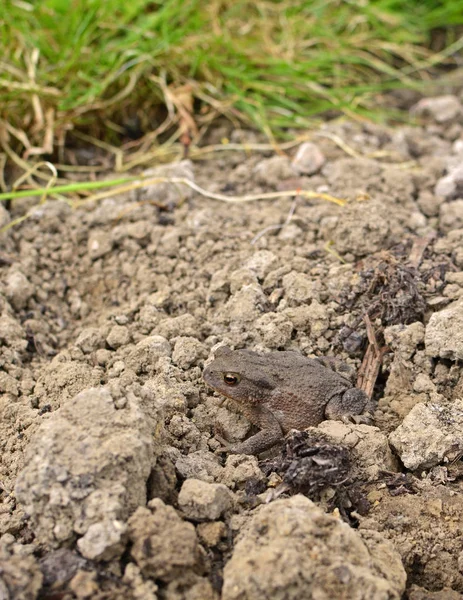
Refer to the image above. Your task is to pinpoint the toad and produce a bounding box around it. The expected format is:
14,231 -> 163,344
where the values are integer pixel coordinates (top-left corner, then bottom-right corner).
203,346 -> 373,454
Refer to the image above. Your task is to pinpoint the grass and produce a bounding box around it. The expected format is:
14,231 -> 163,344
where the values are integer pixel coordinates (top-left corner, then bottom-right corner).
1,0 -> 463,181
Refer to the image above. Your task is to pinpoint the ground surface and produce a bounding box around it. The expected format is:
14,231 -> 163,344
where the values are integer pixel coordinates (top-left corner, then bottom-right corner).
2,94 -> 463,599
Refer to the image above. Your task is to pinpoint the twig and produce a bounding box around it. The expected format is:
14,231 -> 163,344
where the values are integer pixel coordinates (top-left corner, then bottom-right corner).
408,232 -> 436,269
356,314 -> 388,398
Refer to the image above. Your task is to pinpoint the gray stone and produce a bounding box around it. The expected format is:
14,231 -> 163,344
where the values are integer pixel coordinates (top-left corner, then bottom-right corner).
87,230 -> 113,260
291,142 -> 325,175
5,270 -> 34,310
178,479 -> 234,521
425,299 -> 463,360
389,400 -> 463,470
434,165 -> 463,199
77,519 -> 127,561
411,95 -> 463,124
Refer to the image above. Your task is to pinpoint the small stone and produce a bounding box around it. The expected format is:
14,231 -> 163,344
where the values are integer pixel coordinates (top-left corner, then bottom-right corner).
172,337 -> 207,369
136,160 -> 195,208
221,455 -> 266,490
282,271 -> 320,303
434,165 -> 463,199
317,421 -> 397,480
291,142 -> 325,175
197,521 -> 227,546
69,570 -> 98,600
439,199 -> 463,232
175,451 -> 225,483
75,327 -> 105,354
5,270 -> 34,310
255,313 -> 293,348
125,335 -> 172,374
244,251 -> 278,280
87,230 -> 113,260
128,499 -> 202,582
220,285 -> 268,324
425,299 -> 463,360
95,348 -> 112,366
0,372 -> 19,396
106,325 -> 130,349
178,478 -> 234,521
77,519 -> 127,561
411,95 -> 463,124
389,400 -> 463,470
412,373 -> 436,394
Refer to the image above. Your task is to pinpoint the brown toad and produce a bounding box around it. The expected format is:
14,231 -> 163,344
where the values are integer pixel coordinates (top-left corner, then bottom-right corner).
203,346 -> 373,455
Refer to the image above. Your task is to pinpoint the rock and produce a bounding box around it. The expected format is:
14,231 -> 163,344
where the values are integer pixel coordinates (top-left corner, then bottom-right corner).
178,479 -> 234,521
15,387 -> 157,548
305,299 -> 329,336
389,400 -> 463,470
156,314 -> 198,339
255,313 -> 293,348
125,335 -> 172,374
175,451 -> 225,483
282,271 -> 320,303
222,495 -> 406,600
416,190 -> 443,217
244,251 -> 278,280
439,199 -> 463,233
69,570 -> 98,599
74,327 -> 105,354
87,230 -> 113,260
282,305 -> 313,332
411,95 -> 463,124
316,421 -> 398,479
197,521 -> 227,547
219,285 -> 268,324
0,536 -> 42,600
172,337 -> 207,369
425,299 -> 463,360
434,165 -> 463,199
291,142 -> 325,175
76,519 -> 127,561
0,315 -> 27,352
106,325 -> 130,349
128,498 -> 204,582
221,455 -> 266,491
0,372 -> 19,397
229,268 -> 258,294
5,270 -> 34,310
136,160 -> 195,208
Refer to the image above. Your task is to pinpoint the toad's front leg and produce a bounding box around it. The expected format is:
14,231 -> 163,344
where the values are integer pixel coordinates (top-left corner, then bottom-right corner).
216,404 -> 283,455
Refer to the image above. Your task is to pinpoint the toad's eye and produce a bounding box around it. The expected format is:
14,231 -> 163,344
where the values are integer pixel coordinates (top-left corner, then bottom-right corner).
223,373 -> 241,386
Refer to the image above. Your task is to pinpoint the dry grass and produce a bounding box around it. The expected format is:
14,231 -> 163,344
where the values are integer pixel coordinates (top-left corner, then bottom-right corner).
1,0 -> 462,205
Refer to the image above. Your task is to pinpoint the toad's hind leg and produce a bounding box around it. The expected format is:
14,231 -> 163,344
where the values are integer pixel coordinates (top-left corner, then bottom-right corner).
324,388 -> 373,424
